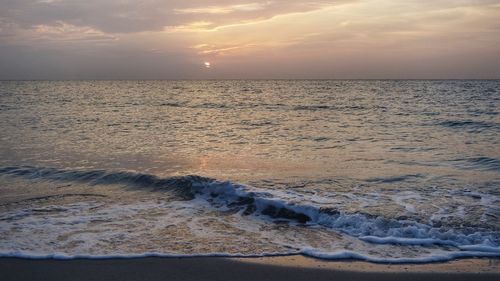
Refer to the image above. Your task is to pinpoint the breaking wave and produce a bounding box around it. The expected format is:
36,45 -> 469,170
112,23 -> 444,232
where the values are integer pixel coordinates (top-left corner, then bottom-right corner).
1,165 -> 499,262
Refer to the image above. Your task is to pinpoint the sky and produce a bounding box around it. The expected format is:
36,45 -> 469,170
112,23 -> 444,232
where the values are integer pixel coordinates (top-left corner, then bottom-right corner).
0,0 -> 499,79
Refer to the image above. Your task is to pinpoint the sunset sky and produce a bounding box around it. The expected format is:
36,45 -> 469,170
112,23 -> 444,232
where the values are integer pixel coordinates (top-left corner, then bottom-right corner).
1,0 -> 499,79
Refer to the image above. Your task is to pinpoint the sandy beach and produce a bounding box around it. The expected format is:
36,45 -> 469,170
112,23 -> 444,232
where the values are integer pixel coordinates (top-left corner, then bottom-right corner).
1,256 -> 498,281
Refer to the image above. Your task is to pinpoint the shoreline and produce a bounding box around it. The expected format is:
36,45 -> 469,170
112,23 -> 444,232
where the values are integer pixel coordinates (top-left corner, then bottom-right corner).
236,255 -> 500,273
1,256 -> 498,281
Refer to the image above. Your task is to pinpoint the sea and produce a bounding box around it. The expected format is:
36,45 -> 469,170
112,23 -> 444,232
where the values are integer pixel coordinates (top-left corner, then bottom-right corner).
0,80 -> 499,263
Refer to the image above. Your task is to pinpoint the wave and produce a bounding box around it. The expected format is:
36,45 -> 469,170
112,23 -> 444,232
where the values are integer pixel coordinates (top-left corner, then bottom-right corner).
196,180 -> 499,251
1,165 -> 499,259
2,250 -> 500,264
365,174 -> 425,183
157,102 -> 372,112
159,102 -> 232,109
437,120 -> 500,132
0,166 -> 210,200
0,251 -> 297,261
301,249 -> 500,264
451,157 -> 500,172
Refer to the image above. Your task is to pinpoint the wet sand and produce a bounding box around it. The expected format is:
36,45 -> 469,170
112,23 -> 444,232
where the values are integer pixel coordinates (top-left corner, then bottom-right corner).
1,256 -> 498,281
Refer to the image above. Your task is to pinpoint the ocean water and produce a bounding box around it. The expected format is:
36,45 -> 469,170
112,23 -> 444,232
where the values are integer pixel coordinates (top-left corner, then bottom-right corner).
0,80 -> 499,263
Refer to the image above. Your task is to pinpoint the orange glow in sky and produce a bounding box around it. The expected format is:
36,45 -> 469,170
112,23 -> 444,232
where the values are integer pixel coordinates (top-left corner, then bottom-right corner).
1,1 -> 499,79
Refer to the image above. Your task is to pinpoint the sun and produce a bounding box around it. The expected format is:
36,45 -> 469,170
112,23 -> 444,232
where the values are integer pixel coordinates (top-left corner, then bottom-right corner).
204,62 -> 211,68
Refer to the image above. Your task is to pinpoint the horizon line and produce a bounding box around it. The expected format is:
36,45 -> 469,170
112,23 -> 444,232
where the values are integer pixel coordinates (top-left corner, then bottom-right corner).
1,78 -> 500,82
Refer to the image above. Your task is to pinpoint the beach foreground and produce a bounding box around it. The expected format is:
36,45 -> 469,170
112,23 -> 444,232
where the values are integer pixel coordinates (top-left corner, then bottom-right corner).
1,256 -> 498,281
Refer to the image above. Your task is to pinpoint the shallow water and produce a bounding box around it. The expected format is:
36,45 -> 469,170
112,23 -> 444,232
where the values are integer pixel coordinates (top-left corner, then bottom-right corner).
0,80 -> 499,262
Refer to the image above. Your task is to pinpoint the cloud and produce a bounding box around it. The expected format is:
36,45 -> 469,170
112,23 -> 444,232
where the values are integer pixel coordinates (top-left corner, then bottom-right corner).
0,0 -> 345,34
0,0 -> 499,79
174,2 -> 271,14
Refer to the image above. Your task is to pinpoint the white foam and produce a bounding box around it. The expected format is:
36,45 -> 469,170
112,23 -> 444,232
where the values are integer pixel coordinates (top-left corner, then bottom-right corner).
391,191 -> 421,213
0,251 -> 296,260
1,177 -> 499,263
190,180 -> 500,257
301,248 -> 500,264
1,248 -> 498,264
